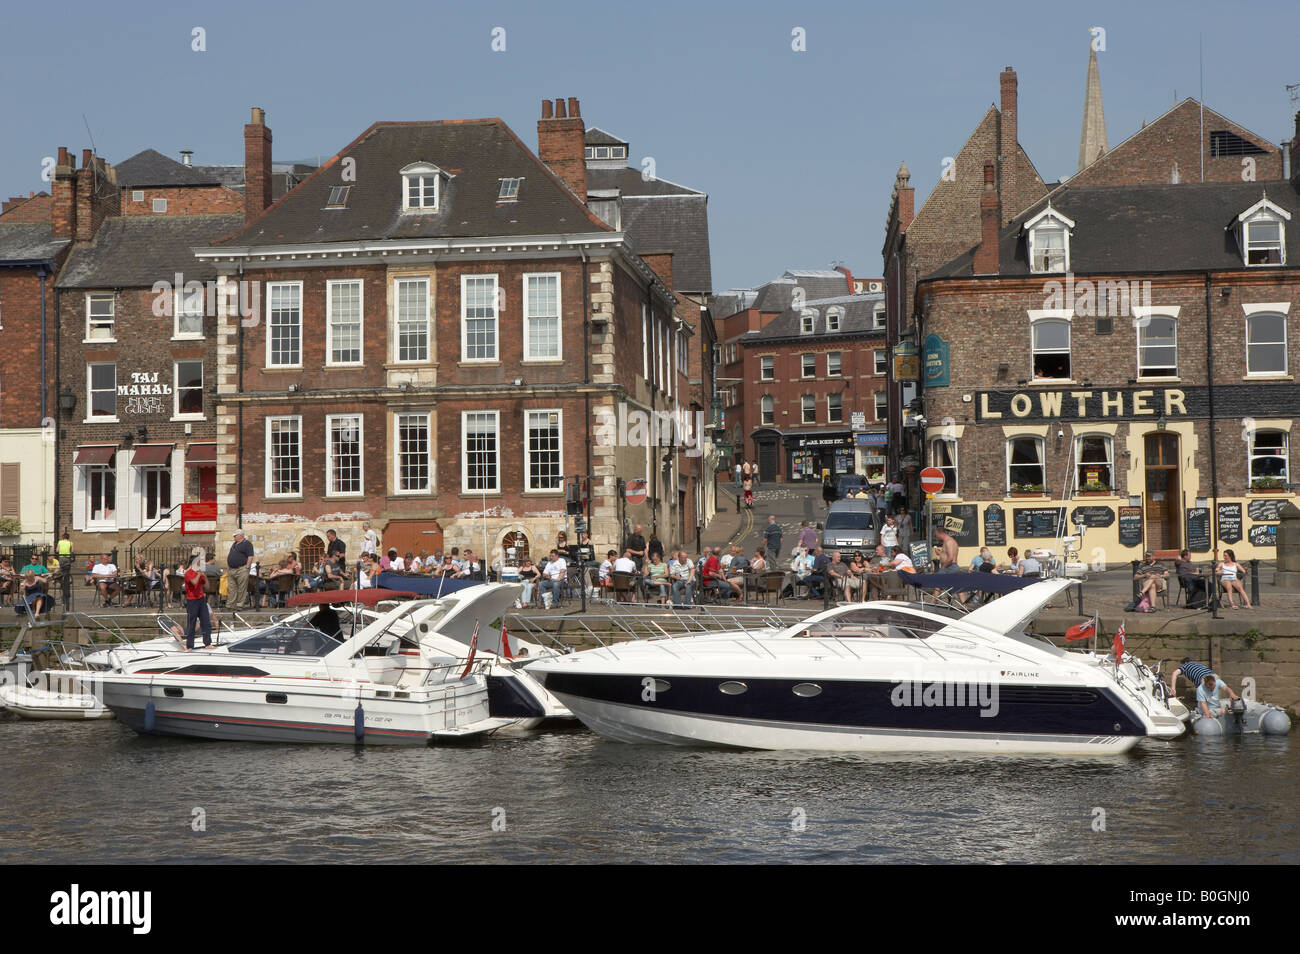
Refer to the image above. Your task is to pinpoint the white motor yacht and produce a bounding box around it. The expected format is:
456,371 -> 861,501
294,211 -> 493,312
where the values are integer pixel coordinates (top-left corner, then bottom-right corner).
87,590 -> 527,745
526,579 -> 1186,754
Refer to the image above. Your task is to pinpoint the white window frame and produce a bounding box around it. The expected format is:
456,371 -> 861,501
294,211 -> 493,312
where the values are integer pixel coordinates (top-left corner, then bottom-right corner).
1236,199 -> 1290,267
760,395 -> 774,426
461,410 -> 500,494
172,359 -> 205,420
826,308 -> 842,332
400,162 -> 441,211
1030,315 -> 1072,381
929,437 -> 958,497
800,309 -> 815,334
760,355 -> 774,380
325,413 -> 364,498
138,460 -> 172,525
173,286 -> 205,339
1134,308 -> 1179,379
85,292 -> 115,342
801,394 -> 816,425
326,279 -> 364,366
498,178 -> 522,201
84,461 -> 118,529
460,274 -> 499,363
1244,305 -> 1289,377
1007,436 -> 1046,494
394,276 -> 430,364
827,351 -> 842,377
87,362 -> 117,421
1075,434 -> 1115,492
801,353 -> 816,378
874,391 -> 888,421
827,392 -> 843,424
265,415 -> 303,498
524,409 -> 563,493
872,303 -> 886,331
522,272 -> 562,362
874,349 -> 887,374
1249,429 -> 1289,488
1025,205 -> 1075,274
393,411 -> 433,495
152,197 -> 167,213
265,281 -> 303,368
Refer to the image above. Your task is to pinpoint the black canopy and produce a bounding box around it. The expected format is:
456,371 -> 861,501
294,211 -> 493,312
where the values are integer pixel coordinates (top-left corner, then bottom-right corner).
898,570 -> 1041,595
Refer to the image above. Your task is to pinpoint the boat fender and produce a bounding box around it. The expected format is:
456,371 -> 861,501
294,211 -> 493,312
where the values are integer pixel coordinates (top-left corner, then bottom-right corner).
354,702 -> 365,741
144,700 -> 156,734
1192,716 -> 1224,737
1260,709 -> 1291,735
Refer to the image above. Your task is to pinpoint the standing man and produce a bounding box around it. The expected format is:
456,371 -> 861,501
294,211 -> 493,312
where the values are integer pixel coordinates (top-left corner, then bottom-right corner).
797,521 -> 818,552
226,529 -> 254,609
763,516 -> 783,562
182,550 -> 213,650
326,529 -> 346,569
734,461 -> 743,488
935,527 -> 958,570
361,521 -> 380,559
625,524 -> 647,572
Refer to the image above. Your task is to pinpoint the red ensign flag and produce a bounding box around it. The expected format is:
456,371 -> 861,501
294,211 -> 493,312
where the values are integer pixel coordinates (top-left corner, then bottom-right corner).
1113,622 -> 1126,663
1064,616 -> 1097,642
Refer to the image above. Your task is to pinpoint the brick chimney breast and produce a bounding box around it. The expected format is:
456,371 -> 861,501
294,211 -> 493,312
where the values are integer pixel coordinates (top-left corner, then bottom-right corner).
243,106 -> 273,224
973,160 -> 1001,275
537,96 -> 587,203
999,67 -> 1018,224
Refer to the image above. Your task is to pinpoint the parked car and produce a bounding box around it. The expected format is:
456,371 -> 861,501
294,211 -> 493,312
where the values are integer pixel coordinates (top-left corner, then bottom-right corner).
835,473 -> 871,499
821,500 -> 876,555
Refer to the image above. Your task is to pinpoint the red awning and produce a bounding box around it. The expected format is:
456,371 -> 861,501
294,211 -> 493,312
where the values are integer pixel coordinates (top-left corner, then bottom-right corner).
185,443 -> 217,467
286,588 -> 420,608
131,443 -> 175,467
73,445 -> 118,466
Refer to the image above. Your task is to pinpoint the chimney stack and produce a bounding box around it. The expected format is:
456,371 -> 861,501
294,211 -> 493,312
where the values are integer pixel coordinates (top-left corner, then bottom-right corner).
51,147 -> 75,241
640,251 -> 674,291
537,97 -> 587,203
894,162 -> 914,231
244,106 -> 273,223
973,161 -> 1001,275
999,67 -> 1018,224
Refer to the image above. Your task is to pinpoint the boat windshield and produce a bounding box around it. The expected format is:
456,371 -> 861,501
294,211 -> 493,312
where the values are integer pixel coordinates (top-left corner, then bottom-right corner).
789,608 -> 949,640
228,626 -> 342,658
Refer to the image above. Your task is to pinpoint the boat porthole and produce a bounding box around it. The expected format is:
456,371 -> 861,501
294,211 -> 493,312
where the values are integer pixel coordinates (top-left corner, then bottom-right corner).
1113,723 -> 1122,732
792,683 -> 822,698
266,693 -> 288,705
163,687 -> 183,698
719,681 -> 748,695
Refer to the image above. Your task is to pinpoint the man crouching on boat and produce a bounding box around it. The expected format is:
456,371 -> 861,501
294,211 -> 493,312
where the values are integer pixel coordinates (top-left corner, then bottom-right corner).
1195,672 -> 1240,720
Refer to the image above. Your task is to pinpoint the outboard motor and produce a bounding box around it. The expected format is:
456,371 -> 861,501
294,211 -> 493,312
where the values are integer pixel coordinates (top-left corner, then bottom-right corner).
1230,696 -> 1247,730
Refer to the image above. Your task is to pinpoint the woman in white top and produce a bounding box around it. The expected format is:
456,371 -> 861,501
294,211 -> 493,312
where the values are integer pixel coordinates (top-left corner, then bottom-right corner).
1218,549 -> 1251,609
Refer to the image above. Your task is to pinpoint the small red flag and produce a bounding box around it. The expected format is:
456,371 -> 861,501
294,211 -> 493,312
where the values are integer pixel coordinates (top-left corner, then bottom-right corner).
459,620 -> 480,679
500,620 -> 513,661
1064,615 -> 1097,642
1113,622 -> 1126,663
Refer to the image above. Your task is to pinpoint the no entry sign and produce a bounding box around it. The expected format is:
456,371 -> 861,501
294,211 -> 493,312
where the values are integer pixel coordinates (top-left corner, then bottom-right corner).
625,478 -> 647,505
920,467 -> 945,495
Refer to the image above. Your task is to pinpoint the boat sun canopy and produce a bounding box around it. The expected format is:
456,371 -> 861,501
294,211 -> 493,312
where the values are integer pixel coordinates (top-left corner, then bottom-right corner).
941,578 -> 1074,639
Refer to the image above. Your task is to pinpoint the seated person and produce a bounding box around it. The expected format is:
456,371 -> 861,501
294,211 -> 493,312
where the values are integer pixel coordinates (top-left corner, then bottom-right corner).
1134,551 -> 1167,604
88,553 -> 120,603
644,555 -> 671,604
805,548 -> 830,600
1195,672 -> 1240,720
725,546 -> 751,594
844,554 -> 868,600
16,570 -> 49,616
825,550 -> 850,598
517,558 -> 539,607
1173,550 -> 1208,607
699,548 -> 733,600
890,546 -> 915,574
1218,550 -> 1251,609
1017,551 -> 1043,578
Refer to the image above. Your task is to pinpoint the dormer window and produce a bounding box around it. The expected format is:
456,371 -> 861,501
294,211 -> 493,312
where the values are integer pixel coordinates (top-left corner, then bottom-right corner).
498,178 -> 522,201
325,186 -> 350,208
1025,205 -> 1075,274
1235,197 -> 1289,266
800,309 -> 816,334
826,307 -> 843,332
401,162 -> 442,211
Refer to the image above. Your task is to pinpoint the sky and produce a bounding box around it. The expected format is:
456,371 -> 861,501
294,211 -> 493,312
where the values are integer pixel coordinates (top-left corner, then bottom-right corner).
2,0 -> 1297,292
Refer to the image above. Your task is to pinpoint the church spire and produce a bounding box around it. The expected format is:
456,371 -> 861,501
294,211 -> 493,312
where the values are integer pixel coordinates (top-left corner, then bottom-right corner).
1078,43 -> 1108,171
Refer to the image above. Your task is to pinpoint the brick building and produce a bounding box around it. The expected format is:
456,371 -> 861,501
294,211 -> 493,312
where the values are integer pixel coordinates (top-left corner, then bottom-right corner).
197,99 -> 699,567
882,49 -> 1288,514
0,191 -> 67,542
53,111 -> 310,559
914,153 -> 1300,562
713,268 -> 886,481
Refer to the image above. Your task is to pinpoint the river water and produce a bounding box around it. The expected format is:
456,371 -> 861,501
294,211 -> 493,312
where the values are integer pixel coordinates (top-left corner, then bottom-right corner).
0,717 -> 1294,864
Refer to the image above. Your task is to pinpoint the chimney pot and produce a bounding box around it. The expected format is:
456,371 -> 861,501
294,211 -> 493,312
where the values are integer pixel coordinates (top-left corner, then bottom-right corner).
542,99 -> 553,119
251,106 -> 265,125
81,149 -> 93,168
555,98 -> 566,119
57,146 -> 70,167
180,150 -> 193,165
568,97 -> 580,118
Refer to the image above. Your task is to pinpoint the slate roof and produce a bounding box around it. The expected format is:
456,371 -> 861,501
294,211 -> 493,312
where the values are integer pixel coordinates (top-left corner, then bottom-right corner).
191,162 -> 317,200
0,223 -> 68,264
211,119 -> 610,248
585,166 -> 702,198
926,179 -> 1300,279
57,214 -> 243,288
585,127 -> 627,146
748,291 -> 885,343
619,193 -> 712,293
114,149 -> 223,188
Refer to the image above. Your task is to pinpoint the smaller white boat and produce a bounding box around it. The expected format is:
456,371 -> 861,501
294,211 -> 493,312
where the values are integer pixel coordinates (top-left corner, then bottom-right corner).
1191,697 -> 1291,736
0,670 -> 113,720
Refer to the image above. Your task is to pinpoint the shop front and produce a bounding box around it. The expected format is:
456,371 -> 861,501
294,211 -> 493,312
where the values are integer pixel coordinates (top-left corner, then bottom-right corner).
783,431 -> 855,481
856,430 -> 888,482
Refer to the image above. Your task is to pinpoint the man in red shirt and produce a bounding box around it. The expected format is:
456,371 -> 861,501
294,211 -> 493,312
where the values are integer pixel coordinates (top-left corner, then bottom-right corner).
182,553 -> 213,650
700,547 -> 729,601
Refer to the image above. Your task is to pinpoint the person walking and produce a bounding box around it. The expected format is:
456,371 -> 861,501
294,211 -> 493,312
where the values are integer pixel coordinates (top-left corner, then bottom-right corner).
750,459 -> 760,488
742,474 -> 754,509
763,516 -> 783,563
361,521 -> 380,558
734,461 -> 743,488
182,550 -> 213,650
226,529 -> 254,609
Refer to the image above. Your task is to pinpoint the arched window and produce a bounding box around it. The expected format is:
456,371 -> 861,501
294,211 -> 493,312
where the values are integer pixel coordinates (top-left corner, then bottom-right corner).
929,438 -> 957,495
299,534 -> 325,570
1246,312 -> 1287,376
1007,437 -> 1045,493
1137,316 -> 1177,377
1075,434 -> 1113,492
401,162 -> 442,211
1031,318 -> 1071,380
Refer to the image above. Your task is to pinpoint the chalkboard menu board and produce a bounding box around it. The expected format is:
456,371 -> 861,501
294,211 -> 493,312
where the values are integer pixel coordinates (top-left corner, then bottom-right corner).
1185,507 -> 1211,553
1217,503 -> 1243,545
1249,524 -> 1277,547
1118,506 -> 1144,548
1069,505 -> 1116,529
1013,507 -> 1065,539
936,504 -> 979,547
984,504 -> 1006,547
1247,498 -> 1289,522
908,540 -> 932,571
